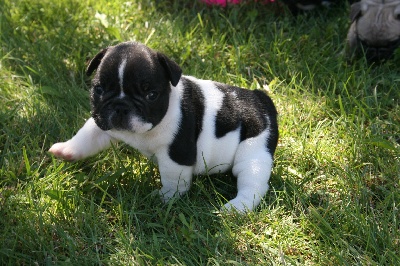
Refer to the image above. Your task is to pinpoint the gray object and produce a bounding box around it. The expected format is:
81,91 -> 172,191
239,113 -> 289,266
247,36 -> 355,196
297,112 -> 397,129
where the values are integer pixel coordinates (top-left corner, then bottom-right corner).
347,0 -> 400,62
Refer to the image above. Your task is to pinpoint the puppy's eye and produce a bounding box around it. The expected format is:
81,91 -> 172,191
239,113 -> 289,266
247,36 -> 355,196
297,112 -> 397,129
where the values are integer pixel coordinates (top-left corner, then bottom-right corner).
94,85 -> 104,95
145,91 -> 159,102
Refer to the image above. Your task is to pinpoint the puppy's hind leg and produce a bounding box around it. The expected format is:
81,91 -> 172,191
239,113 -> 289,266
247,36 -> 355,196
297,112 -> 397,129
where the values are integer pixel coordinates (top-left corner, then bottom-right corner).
224,135 -> 274,213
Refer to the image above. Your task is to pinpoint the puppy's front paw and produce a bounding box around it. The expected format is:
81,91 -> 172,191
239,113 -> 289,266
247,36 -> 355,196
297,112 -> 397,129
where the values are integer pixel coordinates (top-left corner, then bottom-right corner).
159,187 -> 177,203
49,142 -> 81,161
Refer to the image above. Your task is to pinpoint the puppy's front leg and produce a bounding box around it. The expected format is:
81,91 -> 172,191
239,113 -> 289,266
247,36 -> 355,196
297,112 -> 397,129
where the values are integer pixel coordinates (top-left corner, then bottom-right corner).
49,118 -> 115,161
158,159 -> 193,202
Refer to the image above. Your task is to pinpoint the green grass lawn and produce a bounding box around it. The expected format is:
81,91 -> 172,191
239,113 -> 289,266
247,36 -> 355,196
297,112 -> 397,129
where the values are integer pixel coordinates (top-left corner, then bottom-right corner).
0,0 -> 399,264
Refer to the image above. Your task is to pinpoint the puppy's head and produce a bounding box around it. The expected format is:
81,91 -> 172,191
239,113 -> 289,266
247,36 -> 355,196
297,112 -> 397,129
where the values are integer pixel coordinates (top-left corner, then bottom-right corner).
86,42 -> 182,132
347,0 -> 400,62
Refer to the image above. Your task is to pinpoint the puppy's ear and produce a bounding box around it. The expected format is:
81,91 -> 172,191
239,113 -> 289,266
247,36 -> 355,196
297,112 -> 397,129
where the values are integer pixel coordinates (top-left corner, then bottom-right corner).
157,52 -> 182,87
349,2 -> 364,23
86,48 -> 109,76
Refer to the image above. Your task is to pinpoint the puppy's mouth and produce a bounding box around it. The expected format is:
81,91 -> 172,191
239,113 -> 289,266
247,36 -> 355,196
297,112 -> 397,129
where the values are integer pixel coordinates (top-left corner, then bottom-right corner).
91,99 -> 132,130
92,107 -> 153,133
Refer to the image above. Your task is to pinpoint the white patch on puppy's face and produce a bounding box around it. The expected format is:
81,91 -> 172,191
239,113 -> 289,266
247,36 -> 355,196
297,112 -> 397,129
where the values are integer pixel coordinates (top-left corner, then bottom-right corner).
118,58 -> 127,98
128,117 -> 153,133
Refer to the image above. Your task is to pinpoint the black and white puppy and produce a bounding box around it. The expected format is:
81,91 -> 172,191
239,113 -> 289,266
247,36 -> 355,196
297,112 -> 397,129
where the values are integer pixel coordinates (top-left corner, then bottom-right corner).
49,42 -> 279,212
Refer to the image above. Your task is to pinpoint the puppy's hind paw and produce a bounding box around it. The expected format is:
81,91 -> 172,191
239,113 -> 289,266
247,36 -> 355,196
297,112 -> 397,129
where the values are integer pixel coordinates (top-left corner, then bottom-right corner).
48,142 -> 80,161
221,198 -> 253,214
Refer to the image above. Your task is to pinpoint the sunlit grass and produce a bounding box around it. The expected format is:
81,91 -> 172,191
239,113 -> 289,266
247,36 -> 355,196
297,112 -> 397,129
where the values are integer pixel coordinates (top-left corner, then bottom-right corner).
1,0 -> 399,264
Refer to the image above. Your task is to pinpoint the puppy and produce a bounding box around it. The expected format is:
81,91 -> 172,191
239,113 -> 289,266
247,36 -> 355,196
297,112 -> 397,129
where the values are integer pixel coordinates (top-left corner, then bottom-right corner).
49,42 -> 279,212
347,0 -> 400,62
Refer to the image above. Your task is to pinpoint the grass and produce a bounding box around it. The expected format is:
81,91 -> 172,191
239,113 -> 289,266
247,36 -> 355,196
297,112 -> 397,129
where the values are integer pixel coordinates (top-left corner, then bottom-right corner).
0,0 -> 399,264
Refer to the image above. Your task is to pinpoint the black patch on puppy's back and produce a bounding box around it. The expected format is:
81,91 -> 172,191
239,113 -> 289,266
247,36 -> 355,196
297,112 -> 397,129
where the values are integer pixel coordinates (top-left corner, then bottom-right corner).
214,86 -> 241,138
168,78 -> 205,166
215,84 -> 278,155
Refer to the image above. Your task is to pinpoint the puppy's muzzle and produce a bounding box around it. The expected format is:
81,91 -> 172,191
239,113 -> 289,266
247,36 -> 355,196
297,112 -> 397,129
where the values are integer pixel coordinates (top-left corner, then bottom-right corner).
109,102 -> 133,129
114,104 -> 130,117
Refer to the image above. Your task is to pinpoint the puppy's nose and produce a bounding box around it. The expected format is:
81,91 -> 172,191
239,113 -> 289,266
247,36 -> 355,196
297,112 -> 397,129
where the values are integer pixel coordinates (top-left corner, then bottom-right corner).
114,104 -> 130,116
